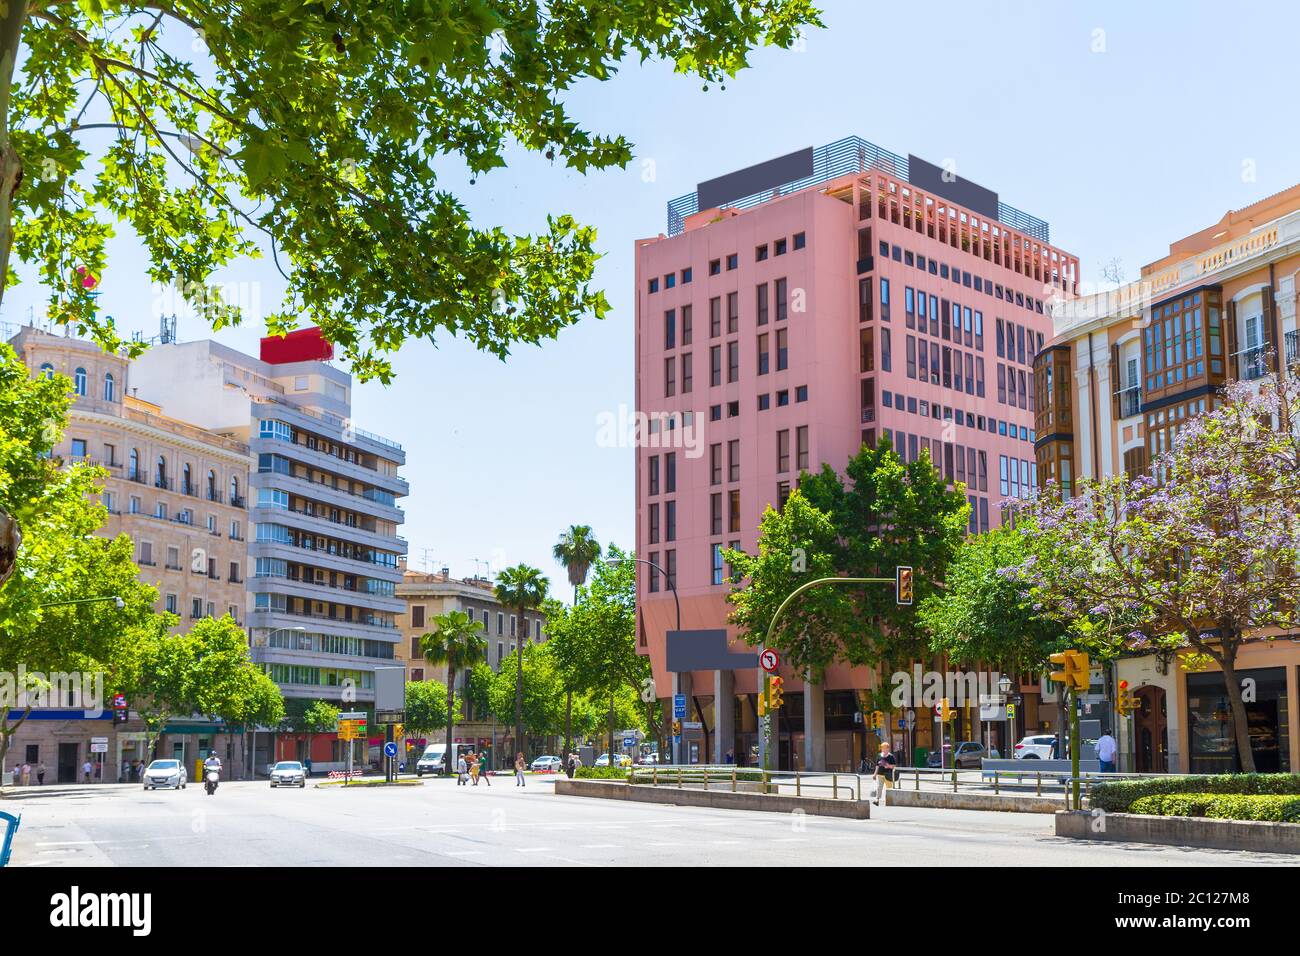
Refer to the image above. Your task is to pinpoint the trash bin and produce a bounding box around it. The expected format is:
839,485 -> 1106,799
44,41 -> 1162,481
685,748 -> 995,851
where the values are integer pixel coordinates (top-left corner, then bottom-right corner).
912,746 -> 928,769
0,810 -> 21,868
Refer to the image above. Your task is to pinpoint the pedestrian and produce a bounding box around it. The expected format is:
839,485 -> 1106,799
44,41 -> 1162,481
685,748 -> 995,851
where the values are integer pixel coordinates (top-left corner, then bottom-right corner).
20,761 -> 31,787
478,752 -> 491,787
82,759 -> 93,784
469,752 -> 481,786
456,752 -> 468,786
304,756 -> 312,778
873,741 -> 897,806
566,752 -> 577,779
36,761 -> 46,785
724,749 -> 735,765
858,755 -> 872,775
1095,730 -> 1118,774
514,752 -> 526,787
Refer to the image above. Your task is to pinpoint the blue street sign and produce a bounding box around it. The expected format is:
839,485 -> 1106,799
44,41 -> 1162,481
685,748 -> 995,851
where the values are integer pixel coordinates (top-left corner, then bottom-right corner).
673,694 -> 687,719
897,719 -> 905,729
673,736 -> 682,745
623,737 -> 636,748
383,742 -> 398,758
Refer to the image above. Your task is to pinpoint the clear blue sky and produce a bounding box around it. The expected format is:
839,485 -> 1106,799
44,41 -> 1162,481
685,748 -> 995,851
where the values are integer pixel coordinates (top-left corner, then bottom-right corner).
4,1 -> 1298,594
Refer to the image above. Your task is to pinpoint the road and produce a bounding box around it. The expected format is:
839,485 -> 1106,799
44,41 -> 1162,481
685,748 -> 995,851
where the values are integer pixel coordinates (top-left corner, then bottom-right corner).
6,775 -> 1293,867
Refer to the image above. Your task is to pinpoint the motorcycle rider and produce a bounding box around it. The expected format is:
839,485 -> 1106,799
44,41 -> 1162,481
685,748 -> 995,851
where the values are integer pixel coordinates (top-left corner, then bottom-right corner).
203,749 -> 222,792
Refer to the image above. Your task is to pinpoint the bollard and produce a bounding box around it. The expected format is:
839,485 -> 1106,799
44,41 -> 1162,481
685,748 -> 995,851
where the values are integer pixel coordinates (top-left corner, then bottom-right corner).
994,771 -> 999,795
796,771 -> 801,797
731,767 -> 737,793
832,773 -> 838,800
952,767 -> 958,792
677,767 -> 682,789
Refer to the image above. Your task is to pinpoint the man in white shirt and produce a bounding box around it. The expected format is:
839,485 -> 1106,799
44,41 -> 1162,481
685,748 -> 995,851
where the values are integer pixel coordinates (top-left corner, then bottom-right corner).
1095,731 -> 1118,774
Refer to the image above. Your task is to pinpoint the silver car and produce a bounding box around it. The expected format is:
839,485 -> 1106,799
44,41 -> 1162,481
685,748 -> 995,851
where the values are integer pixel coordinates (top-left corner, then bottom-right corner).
142,759 -> 187,790
270,760 -> 307,788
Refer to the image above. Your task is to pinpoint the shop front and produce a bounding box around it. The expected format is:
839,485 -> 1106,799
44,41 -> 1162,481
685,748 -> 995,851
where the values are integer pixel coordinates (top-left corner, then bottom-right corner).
1186,665 -> 1293,774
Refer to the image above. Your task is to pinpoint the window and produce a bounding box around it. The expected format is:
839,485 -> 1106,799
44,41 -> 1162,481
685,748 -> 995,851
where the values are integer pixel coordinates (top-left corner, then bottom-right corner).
664,308 -> 676,349
758,393 -> 770,411
664,357 -> 676,396
411,605 -> 426,628
103,372 -> 115,401
649,503 -> 660,543
796,426 -> 809,471
777,429 -> 790,473
711,493 -> 722,536
664,272 -> 675,289
681,353 -> 693,393
728,489 -> 741,533
756,283 -> 769,326
710,443 -> 722,485
39,362 -> 54,379
795,385 -> 807,402
710,297 -> 721,337
648,277 -> 659,294
906,335 -> 917,379
73,367 -> 87,396
727,292 -> 738,334
756,244 -> 768,262
880,279 -> 890,322
775,278 -> 788,321
727,341 -> 739,383
70,438 -> 87,460
776,328 -> 788,371
793,232 -> 805,250
777,389 -> 789,407
757,333 -> 770,375
726,253 -> 738,271
665,500 -> 676,542
712,544 -> 725,586
648,455 -> 660,495
727,440 -> 739,482
880,328 -> 891,372
681,305 -> 692,345
709,259 -> 720,276
710,345 -> 722,387
774,238 -> 787,256
682,267 -> 692,284
665,452 -> 677,493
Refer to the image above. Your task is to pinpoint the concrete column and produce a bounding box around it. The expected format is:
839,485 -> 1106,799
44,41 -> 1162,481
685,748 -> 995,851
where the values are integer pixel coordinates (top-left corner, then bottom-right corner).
803,680 -> 826,771
714,670 -> 735,763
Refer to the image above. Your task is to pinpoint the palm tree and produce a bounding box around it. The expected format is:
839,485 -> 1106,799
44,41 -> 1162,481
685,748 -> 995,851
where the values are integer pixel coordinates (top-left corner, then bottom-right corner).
420,610 -> 487,775
553,525 -> 602,762
495,564 -> 550,762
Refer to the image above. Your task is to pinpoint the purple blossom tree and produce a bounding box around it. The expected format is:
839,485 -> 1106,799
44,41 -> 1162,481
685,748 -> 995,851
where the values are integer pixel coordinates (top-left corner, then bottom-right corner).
1013,374 -> 1300,773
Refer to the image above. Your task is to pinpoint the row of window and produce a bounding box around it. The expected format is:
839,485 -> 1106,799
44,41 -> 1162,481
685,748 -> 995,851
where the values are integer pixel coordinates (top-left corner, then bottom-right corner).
257,453 -> 397,508
40,363 -> 117,401
901,334 -> 987,399
269,629 -> 395,661
254,523 -> 402,568
253,591 -> 396,629
160,592 -> 241,622
408,603 -> 543,641
137,540 -> 242,582
254,557 -> 395,598
901,286 -> 986,351
874,384 -> 1036,445
646,232 -> 806,295
123,496 -> 243,538
265,664 -> 374,690
997,454 -> 1039,500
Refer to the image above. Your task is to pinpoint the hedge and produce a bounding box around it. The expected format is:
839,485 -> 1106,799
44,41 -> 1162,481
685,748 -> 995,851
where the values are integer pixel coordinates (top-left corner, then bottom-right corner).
574,766 -> 630,780
1089,773 -> 1300,812
1128,792 -> 1300,823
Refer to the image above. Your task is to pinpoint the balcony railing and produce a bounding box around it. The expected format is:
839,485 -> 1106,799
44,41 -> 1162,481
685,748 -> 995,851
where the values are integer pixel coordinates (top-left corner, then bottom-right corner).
1116,385 -> 1142,418
1287,330 -> 1299,366
1234,345 -> 1271,381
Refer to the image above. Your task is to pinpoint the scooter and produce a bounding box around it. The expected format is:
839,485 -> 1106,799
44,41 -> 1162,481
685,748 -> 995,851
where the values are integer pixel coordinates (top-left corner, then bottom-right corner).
204,769 -> 219,795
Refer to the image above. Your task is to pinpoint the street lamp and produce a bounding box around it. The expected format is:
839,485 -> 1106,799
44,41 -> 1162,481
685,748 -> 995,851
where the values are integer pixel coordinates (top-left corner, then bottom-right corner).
606,555 -> 680,764
40,595 -> 125,610
998,674 -> 1014,759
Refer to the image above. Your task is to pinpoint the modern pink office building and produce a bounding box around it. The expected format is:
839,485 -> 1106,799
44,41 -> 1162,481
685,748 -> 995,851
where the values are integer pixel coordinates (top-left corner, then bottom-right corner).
634,136 -> 1080,771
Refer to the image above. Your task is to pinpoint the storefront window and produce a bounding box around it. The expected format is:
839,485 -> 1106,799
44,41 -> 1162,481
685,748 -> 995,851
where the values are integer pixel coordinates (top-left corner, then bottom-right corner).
1187,667 -> 1290,774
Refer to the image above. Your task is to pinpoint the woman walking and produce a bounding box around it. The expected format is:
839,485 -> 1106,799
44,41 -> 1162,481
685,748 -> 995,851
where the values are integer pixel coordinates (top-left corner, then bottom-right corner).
456,752 -> 469,786
469,752 -> 481,786
478,752 -> 491,787
514,752 -> 526,787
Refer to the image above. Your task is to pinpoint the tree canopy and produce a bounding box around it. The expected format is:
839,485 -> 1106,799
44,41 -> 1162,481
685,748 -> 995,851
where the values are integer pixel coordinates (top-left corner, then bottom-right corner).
2,1 -> 822,381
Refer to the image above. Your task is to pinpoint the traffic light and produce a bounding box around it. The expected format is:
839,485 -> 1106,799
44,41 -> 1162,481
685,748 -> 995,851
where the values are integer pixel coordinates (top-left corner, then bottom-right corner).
869,710 -> 885,730
671,718 -> 682,737
769,676 -> 784,710
1048,649 -> 1090,691
895,565 -> 913,606
938,698 -> 956,723
757,692 -> 768,717
1116,680 -> 1139,717
393,723 -> 404,741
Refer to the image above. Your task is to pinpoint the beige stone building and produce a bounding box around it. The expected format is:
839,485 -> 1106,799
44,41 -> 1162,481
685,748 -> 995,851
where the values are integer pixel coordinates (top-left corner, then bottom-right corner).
396,566 -> 549,767
6,326 -> 252,782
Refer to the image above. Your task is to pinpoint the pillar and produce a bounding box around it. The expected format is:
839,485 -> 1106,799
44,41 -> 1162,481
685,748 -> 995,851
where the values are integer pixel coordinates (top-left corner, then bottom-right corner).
714,670 -> 735,763
803,680 -> 826,771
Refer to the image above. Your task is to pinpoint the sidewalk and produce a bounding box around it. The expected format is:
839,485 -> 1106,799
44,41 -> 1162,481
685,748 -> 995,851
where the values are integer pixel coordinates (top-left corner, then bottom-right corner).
0,782 -> 143,800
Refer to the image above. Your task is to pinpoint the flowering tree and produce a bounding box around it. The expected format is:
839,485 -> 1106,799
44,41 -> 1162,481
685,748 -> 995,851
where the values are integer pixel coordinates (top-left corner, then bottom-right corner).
1013,375 -> 1300,773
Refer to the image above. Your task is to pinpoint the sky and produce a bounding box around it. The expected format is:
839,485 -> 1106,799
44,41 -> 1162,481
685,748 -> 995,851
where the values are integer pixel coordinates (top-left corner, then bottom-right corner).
4,0 -> 1299,594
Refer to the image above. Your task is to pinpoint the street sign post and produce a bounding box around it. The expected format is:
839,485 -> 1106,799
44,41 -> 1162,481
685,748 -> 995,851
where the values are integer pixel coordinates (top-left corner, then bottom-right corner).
673,694 -> 686,719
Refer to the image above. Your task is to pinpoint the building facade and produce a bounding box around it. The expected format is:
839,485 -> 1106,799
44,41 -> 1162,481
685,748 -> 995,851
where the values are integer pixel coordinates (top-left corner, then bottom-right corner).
6,326 -> 252,782
396,566 -> 548,766
635,136 -> 1080,770
1039,184 -> 1300,775
130,329 -> 408,711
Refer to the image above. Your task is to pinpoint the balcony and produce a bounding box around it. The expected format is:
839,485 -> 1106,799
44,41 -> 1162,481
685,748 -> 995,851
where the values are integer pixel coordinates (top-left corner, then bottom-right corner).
1287,330 -> 1299,366
1116,385 -> 1142,419
1234,346 -> 1271,382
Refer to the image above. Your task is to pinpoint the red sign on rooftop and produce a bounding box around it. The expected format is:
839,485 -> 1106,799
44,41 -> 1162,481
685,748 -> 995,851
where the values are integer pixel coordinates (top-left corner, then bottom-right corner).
259,327 -> 334,364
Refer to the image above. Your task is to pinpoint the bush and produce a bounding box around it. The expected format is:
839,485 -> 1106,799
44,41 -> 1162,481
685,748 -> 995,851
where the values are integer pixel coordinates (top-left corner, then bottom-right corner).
1128,792 -> 1300,823
1089,773 -> 1300,812
574,766 -> 630,780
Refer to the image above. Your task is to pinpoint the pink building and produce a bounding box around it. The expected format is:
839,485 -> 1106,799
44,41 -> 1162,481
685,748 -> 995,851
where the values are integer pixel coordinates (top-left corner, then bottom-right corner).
634,137 -> 1080,771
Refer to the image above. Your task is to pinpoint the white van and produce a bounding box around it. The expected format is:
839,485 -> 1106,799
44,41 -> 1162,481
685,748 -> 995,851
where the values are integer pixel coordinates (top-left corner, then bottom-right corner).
416,743 -> 477,776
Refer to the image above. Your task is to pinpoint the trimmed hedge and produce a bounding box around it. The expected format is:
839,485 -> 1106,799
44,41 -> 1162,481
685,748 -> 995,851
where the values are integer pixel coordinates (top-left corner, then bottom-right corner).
1128,792 -> 1300,823
1090,773 -> 1300,812
574,766 -> 630,780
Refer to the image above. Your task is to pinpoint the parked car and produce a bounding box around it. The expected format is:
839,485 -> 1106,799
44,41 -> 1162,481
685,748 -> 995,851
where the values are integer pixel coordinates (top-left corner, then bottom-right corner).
530,755 -> 563,773
1014,734 -> 1060,759
142,759 -> 186,790
639,752 -> 660,765
270,760 -> 307,788
926,742 -> 986,769
594,753 -> 632,768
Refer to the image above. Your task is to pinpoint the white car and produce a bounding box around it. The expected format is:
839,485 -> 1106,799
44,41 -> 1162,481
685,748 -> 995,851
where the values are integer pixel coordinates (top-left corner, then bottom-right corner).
142,759 -> 186,790
594,753 -> 632,768
1014,734 -> 1060,759
270,760 -> 307,788
530,755 -> 562,772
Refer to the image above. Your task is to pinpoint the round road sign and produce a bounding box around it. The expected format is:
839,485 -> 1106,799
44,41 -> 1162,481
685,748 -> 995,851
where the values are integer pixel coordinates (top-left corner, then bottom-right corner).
383,741 -> 398,758
759,648 -> 780,673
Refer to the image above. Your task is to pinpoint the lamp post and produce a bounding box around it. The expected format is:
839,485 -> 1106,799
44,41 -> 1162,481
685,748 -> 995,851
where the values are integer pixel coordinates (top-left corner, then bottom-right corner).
39,595 -> 125,610
998,674 -> 1013,760
607,556 -> 679,764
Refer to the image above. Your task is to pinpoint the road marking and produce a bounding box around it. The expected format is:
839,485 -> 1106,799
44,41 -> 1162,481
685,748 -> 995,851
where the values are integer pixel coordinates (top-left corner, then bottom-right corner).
708,840 -> 744,845
515,847 -> 552,853
444,850 -> 483,857
580,843 -> 622,849
646,841 -> 685,847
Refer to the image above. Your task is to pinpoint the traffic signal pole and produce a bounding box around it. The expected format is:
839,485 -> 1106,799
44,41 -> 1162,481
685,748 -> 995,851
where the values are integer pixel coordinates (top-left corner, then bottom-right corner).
760,574 -> 906,773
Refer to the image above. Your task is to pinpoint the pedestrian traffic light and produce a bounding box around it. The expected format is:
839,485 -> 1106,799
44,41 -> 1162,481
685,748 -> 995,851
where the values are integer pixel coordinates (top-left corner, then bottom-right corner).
1049,649 -> 1090,691
770,676 -> 784,710
896,565 -> 913,606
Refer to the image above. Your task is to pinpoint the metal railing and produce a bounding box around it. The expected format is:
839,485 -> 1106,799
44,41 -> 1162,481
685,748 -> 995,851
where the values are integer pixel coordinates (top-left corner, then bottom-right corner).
895,765 -> 1169,809
1116,385 -> 1142,418
627,764 -> 866,801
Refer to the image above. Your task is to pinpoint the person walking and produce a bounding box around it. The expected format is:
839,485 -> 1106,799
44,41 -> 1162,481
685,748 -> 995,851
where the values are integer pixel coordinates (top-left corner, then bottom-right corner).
873,741 -> 897,806
82,759 -> 93,784
36,761 -> 46,785
469,752 -> 481,786
456,752 -> 469,786
514,752 -> 526,787
478,752 -> 492,787
19,762 -> 31,787
1095,730 -> 1118,774
566,752 -> 577,779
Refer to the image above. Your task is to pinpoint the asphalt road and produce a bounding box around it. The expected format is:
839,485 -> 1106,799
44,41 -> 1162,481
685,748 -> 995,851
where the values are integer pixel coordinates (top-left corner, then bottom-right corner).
6,775 -> 1294,867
